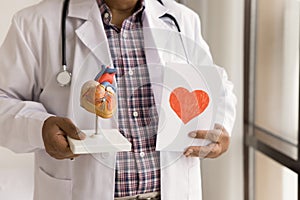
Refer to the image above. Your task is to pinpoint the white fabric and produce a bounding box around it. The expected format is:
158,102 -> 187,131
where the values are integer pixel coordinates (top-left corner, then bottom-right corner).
0,0 -> 236,199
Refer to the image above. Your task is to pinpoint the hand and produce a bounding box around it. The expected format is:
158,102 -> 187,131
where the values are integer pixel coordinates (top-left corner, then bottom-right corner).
184,124 -> 230,158
42,116 -> 86,160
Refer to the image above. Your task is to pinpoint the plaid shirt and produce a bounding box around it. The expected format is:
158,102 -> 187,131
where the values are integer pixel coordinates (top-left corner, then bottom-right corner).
97,0 -> 161,198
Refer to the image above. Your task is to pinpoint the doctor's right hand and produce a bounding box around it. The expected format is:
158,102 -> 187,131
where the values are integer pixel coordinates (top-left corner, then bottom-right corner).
42,116 -> 86,160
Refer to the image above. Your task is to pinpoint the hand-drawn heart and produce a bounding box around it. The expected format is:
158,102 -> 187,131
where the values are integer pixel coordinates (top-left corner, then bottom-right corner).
169,87 -> 209,124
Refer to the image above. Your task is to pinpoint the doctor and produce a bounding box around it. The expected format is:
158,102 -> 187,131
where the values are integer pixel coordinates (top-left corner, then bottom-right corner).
0,0 -> 236,199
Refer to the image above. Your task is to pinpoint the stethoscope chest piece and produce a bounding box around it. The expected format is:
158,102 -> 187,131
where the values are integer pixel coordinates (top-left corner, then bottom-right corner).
56,65 -> 72,86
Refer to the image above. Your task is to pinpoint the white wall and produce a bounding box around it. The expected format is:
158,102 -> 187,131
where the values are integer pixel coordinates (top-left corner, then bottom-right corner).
180,0 -> 244,200
0,1 -> 40,199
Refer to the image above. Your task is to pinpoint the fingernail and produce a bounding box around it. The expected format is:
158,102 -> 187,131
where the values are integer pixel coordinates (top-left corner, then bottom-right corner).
189,132 -> 197,138
77,131 -> 86,139
184,149 -> 193,157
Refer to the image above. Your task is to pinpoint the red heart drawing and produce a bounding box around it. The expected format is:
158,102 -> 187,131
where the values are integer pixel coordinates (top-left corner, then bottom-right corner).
169,87 -> 210,124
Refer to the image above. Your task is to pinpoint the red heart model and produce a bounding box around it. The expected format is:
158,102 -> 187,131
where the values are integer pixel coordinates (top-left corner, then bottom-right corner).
169,87 -> 210,124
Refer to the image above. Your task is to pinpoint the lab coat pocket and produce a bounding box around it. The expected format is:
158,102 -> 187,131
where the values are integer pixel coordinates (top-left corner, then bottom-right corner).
188,159 -> 202,200
37,167 -> 72,200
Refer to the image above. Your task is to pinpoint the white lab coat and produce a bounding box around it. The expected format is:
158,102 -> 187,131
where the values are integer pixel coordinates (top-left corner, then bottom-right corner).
0,0 -> 236,199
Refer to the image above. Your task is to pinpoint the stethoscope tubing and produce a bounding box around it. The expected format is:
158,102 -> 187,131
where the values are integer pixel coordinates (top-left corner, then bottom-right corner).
61,0 -> 70,67
58,0 -> 189,86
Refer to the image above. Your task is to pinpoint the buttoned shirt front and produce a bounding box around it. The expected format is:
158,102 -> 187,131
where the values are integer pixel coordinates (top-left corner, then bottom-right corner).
97,0 -> 161,198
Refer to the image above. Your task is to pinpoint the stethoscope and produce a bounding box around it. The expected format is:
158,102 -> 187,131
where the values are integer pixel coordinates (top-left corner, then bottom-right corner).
56,0 -> 72,87
56,0 -> 187,87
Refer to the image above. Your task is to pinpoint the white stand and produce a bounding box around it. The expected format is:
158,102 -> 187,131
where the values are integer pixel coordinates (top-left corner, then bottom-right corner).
67,129 -> 131,154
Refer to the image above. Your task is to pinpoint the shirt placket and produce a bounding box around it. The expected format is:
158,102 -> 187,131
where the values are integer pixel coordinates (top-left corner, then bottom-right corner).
118,23 -> 158,193
102,5 -> 160,196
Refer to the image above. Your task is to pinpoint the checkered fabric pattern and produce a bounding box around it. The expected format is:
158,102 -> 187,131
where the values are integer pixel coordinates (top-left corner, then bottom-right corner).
98,0 -> 161,198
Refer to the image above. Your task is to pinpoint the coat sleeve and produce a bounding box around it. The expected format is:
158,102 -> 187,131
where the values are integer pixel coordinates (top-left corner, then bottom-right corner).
0,16 -> 52,153
214,66 -> 237,135
192,11 -> 237,135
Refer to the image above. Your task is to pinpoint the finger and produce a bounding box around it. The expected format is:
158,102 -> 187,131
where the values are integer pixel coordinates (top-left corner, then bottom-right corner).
189,129 -> 223,142
51,137 -> 79,159
55,153 -> 80,160
53,133 -> 75,155
214,123 -> 224,130
56,118 -> 86,140
204,143 -> 223,158
184,148 -> 194,157
46,144 -> 78,160
52,153 -> 79,160
184,144 -> 217,158
184,143 -> 222,158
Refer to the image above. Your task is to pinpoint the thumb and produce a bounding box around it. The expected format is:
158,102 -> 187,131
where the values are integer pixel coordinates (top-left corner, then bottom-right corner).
56,117 -> 86,140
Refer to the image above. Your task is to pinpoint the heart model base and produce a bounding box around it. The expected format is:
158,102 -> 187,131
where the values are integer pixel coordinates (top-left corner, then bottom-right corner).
169,87 -> 209,124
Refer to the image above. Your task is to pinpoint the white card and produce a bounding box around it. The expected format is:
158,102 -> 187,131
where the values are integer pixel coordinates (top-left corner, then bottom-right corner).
155,63 -> 223,152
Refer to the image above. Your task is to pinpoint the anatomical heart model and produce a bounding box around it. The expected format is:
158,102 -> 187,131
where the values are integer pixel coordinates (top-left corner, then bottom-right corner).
80,65 -> 117,119
68,65 -> 131,154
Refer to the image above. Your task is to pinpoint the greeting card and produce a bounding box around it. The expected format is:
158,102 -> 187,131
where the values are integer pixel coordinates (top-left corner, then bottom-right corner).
156,63 -> 223,152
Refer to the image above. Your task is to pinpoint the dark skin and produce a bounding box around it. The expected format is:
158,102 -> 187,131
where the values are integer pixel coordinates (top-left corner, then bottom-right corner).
42,0 -> 230,160
42,117 -> 86,159
184,124 -> 230,158
105,0 -> 139,28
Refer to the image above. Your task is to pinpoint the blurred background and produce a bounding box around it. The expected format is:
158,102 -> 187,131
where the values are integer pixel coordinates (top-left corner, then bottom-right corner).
0,0 -> 299,199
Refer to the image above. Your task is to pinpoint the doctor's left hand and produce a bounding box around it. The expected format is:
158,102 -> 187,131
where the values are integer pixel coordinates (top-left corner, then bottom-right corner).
42,116 -> 86,160
184,124 -> 230,158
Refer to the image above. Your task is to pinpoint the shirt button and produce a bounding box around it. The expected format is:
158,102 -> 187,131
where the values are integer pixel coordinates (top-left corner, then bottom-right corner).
128,69 -> 134,76
103,12 -> 110,19
133,111 -> 139,117
123,32 -> 128,39
140,152 -> 145,158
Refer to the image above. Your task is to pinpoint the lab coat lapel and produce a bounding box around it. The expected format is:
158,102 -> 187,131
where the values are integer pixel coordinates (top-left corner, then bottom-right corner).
144,2 -> 197,200
143,0 -> 171,107
143,1 -> 185,111
69,0 -> 112,66
143,0 -> 170,64
67,0 -> 118,130
66,2 -> 117,199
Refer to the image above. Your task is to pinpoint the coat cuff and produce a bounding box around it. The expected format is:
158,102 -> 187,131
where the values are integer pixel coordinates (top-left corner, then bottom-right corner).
27,112 -> 54,149
214,103 -> 236,136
